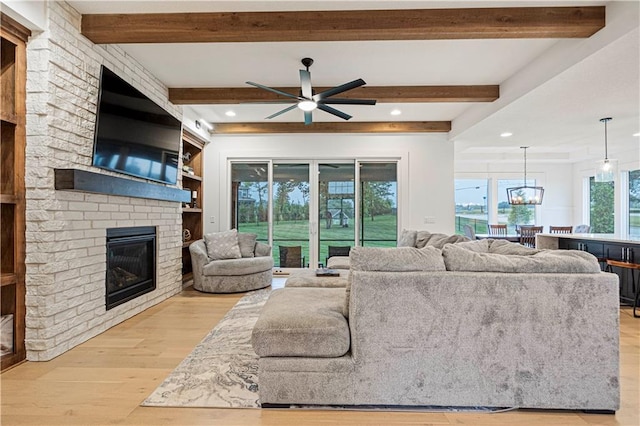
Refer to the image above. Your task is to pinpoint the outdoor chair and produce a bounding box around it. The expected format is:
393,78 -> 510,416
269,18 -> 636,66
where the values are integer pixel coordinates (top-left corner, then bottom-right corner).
279,245 -> 305,268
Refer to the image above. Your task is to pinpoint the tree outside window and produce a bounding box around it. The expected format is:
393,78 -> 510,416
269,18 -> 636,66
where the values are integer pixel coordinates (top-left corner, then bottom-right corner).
589,177 -> 614,233
629,170 -> 640,237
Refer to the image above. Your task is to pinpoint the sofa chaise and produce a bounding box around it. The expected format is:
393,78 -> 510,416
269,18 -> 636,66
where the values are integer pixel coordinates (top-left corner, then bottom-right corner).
252,240 -> 620,411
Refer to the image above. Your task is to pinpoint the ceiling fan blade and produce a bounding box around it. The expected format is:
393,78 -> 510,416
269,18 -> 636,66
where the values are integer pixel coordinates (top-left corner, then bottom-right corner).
246,81 -> 301,100
304,110 -> 313,125
317,103 -> 352,121
313,79 -> 366,101
300,69 -> 312,99
265,104 -> 298,119
319,98 -> 376,105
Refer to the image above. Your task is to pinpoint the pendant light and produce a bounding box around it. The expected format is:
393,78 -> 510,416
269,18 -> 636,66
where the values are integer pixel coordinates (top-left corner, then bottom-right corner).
507,146 -> 544,205
594,117 -> 618,182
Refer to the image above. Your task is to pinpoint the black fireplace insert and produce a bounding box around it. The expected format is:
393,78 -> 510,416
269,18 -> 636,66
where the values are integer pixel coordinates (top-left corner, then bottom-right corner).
106,226 -> 156,310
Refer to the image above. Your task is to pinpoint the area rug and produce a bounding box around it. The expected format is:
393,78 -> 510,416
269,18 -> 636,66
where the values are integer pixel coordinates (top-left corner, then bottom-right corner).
142,288 -> 505,413
141,289 -> 269,408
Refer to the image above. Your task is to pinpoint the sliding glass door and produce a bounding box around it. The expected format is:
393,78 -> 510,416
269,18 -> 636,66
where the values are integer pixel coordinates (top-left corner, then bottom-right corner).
230,159 -> 398,267
359,162 -> 397,247
318,163 -> 355,266
272,163 -> 310,267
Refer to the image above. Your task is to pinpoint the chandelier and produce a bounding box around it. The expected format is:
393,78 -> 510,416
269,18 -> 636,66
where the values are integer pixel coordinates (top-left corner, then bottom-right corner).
594,117 -> 618,183
507,146 -> 544,205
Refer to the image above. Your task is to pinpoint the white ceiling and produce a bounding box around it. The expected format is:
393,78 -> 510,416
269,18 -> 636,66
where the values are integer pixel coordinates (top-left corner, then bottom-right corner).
67,0 -> 640,164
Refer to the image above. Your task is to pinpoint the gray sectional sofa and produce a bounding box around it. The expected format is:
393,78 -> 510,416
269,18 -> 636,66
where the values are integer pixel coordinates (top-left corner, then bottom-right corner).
252,239 -> 620,411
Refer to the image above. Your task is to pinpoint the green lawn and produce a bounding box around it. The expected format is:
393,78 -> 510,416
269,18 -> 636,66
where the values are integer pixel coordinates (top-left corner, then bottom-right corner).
238,214 -> 397,265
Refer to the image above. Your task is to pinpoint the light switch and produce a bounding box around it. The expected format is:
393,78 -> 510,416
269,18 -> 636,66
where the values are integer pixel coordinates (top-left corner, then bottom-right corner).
210,216 -> 215,223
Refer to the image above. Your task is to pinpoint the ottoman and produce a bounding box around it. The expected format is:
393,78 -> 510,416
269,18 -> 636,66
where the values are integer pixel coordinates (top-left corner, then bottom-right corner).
285,268 -> 349,288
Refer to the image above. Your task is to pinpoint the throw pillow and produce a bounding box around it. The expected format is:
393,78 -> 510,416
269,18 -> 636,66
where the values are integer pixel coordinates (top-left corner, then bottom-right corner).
237,232 -> 257,258
204,229 -> 242,260
415,231 -> 470,249
489,239 -> 540,255
397,229 -> 417,247
454,239 -> 491,253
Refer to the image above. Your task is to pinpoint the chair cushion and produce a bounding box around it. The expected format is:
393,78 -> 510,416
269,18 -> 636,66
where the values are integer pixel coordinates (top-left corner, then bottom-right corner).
204,230 -> 242,260
203,255 -> 273,276
237,232 -> 257,258
442,244 -> 601,273
252,288 -> 349,358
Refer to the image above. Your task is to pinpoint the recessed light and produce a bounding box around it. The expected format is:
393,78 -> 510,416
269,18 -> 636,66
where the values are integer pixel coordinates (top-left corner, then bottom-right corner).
225,110 -> 236,117
390,109 -> 402,116
633,132 -> 640,137
500,132 -> 513,137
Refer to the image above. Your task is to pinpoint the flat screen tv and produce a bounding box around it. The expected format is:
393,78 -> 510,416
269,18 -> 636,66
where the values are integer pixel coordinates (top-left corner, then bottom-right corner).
92,65 -> 181,185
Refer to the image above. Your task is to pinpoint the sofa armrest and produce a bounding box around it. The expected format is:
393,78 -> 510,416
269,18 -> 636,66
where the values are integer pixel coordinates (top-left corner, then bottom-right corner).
188,240 -> 210,287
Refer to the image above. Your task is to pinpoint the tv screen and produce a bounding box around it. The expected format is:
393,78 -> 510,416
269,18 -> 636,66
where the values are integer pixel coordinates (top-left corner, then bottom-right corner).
92,65 -> 181,185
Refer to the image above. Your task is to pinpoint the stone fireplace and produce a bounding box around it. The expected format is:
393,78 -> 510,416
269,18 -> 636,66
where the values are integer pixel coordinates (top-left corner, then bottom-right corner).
106,226 -> 156,310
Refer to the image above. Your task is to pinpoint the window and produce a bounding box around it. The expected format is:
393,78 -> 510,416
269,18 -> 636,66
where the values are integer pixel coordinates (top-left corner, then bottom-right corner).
589,177 -> 614,233
629,170 -> 640,238
454,179 -> 488,235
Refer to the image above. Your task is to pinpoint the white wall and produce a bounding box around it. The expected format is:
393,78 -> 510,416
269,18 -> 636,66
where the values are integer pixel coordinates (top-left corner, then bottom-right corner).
455,160 -> 574,230
203,132 -> 454,236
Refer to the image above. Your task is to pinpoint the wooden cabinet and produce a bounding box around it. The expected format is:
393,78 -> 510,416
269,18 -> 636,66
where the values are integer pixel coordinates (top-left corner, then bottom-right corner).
181,130 -> 206,281
1,14 -> 30,371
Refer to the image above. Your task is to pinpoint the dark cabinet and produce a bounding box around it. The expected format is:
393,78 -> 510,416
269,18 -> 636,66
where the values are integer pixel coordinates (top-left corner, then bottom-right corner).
558,238 -> 637,306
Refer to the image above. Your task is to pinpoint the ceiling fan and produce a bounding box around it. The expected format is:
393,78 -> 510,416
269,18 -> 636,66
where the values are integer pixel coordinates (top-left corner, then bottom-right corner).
246,58 -> 376,125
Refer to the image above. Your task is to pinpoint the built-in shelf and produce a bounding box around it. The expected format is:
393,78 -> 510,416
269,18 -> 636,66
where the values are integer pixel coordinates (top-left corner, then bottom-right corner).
1,273 -> 17,287
0,194 -> 18,204
0,112 -> 17,125
55,169 -> 190,203
181,130 -> 206,281
182,173 -> 202,182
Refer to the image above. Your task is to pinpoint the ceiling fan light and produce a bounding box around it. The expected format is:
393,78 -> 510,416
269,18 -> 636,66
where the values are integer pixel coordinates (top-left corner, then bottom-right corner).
298,100 -> 317,112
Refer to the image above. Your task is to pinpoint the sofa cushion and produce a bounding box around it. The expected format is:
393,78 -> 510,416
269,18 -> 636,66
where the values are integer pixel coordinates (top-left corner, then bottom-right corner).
350,246 -> 446,272
203,255 -> 273,276
252,288 -> 349,358
397,229 -> 417,247
326,255 -> 350,270
415,231 -> 470,249
453,239 -> 540,255
255,241 -> 272,257
344,246 -> 446,317
442,244 -> 601,273
204,229 -> 242,260
237,232 -> 257,258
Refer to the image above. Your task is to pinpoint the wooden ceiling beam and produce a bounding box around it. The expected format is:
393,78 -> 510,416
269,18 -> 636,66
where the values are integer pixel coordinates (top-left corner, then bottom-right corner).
210,121 -> 451,134
169,85 -> 499,104
81,7 -> 605,44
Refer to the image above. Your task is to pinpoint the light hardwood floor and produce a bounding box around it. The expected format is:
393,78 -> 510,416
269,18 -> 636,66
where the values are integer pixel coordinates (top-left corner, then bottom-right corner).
1,281 -> 638,426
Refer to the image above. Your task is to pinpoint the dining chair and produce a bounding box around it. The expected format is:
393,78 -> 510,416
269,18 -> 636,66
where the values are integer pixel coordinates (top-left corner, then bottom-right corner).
574,224 -> 591,233
519,226 -> 544,248
488,224 -> 507,236
463,224 -> 476,240
549,226 -> 573,234
279,245 -> 305,268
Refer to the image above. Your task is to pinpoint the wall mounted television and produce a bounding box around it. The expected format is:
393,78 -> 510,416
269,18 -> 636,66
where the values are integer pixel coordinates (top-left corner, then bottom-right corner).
92,65 -> 181,185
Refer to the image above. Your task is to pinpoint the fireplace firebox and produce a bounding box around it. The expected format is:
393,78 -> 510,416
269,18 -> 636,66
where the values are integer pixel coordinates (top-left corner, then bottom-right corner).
106,226 -> 156,310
